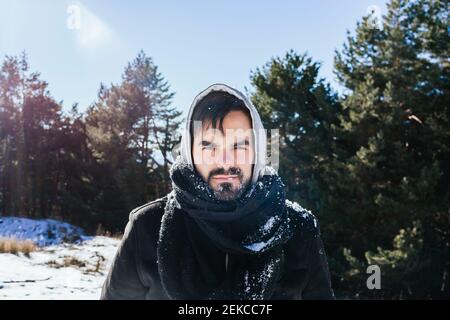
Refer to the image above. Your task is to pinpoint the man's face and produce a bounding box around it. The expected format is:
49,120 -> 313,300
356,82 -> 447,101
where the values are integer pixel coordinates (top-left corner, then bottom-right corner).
192,110 -> 255,201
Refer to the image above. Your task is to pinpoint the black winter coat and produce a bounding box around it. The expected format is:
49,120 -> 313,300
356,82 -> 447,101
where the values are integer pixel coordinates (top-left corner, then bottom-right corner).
100,195 -> 335,300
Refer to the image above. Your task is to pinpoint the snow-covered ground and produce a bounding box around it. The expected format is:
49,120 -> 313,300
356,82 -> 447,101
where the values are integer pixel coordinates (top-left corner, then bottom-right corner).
0,217 -> 120,300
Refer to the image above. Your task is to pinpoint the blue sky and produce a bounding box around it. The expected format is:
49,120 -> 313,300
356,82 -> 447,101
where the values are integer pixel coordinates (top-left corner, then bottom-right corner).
1,0 -> 388,117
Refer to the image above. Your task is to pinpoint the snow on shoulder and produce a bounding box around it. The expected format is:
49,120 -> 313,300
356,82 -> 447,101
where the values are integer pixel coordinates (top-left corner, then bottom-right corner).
285,199 -> 318,229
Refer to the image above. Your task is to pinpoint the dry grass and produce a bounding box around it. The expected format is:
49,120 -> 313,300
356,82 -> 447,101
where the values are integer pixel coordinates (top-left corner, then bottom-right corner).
45,254 -> 106,275
0,238 -> 38,256
46,256 -> 86,269
95,224 -> 123,240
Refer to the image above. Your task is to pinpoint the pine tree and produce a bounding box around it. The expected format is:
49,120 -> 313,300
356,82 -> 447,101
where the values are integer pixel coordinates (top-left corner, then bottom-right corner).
0,53 -> 66,218
250,50 -> 342,214
86,51 -> 182,230
332,0 -> 449,298
121,50 -> 182,193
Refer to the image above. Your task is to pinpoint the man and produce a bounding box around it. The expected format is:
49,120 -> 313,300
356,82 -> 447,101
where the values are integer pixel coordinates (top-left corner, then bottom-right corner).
101,83 -> 334,300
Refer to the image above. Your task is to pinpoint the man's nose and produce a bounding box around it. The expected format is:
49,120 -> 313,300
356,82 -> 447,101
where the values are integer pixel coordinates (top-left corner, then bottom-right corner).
216,148 -> 234,168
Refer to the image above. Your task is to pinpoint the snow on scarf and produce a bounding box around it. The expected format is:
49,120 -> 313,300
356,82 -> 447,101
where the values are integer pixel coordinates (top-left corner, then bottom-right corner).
157,156 -> 293,300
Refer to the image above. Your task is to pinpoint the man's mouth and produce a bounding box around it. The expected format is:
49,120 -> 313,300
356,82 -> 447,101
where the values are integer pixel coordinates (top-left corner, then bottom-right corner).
212,175 -> 238,182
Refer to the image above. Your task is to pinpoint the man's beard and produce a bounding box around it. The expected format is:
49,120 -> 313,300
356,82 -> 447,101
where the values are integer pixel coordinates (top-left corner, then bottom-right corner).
207,167 -> 247,201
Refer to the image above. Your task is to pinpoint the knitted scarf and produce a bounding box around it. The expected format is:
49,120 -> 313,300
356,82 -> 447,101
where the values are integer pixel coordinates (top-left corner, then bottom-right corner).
157,156 -> 293,300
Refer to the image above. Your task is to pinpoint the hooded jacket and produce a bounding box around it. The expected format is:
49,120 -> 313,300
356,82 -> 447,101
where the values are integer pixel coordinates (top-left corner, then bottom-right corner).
100,84 -> 334,300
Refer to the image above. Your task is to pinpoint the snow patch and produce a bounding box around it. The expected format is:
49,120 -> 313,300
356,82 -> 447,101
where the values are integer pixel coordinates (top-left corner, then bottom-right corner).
0,236 -> 120,299
286,199 -> 312,219
262,217 -> 276,233
244,233 -> 278,252
0,217 -> 90,247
